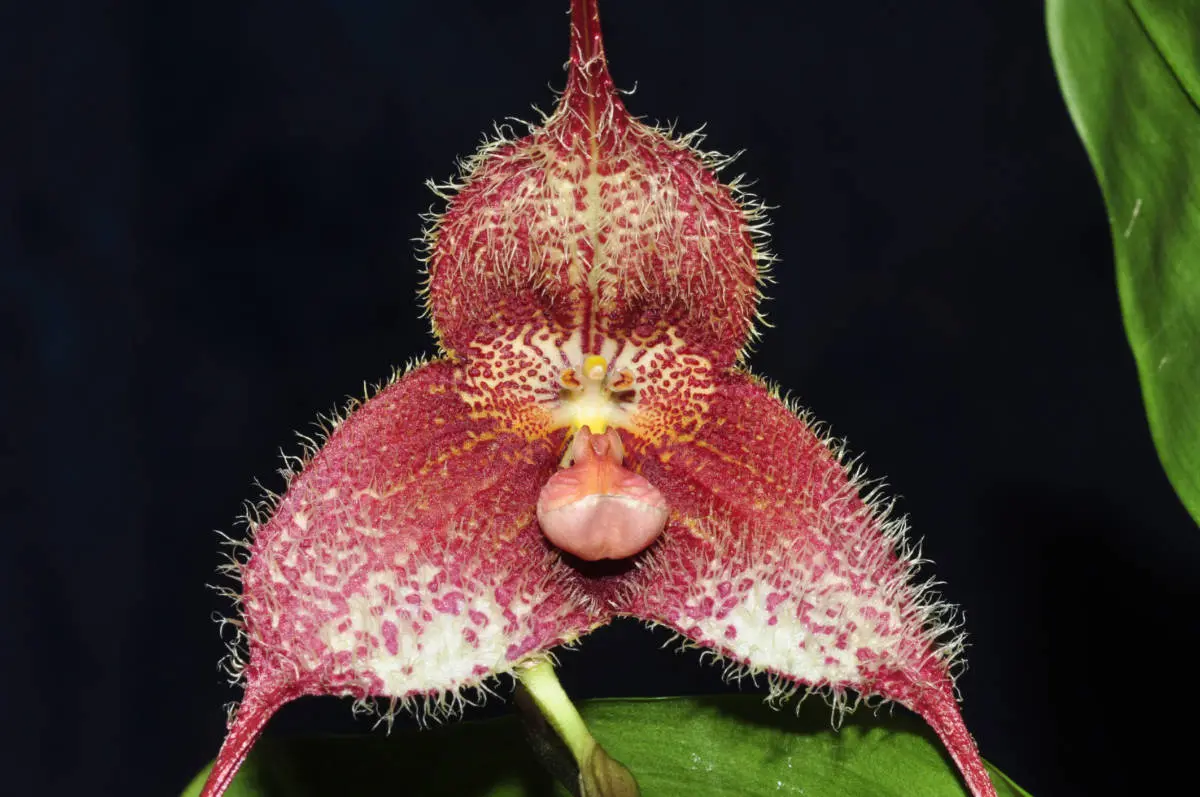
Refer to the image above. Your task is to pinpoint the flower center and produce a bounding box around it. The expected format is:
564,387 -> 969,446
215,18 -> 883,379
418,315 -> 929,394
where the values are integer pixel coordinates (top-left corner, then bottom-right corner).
552,354 -> 636,439
538,354 -> 668,561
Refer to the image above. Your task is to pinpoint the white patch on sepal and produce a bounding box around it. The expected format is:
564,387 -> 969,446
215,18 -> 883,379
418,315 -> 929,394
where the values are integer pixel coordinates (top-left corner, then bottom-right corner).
630,391 -> 966,726
208,357 -> 434,693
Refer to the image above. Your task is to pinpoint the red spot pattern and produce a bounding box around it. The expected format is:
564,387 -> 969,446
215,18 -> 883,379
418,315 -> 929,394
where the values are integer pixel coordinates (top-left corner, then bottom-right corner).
236,362 -> 602,710
427,52 -> 758,367
380,622 -> 399,656
619,372 -> 995,796
202,5 -> 996,797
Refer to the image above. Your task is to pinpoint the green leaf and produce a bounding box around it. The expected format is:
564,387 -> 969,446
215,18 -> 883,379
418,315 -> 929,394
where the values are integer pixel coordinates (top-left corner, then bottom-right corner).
182,695 -> 1030,796
1048,0 -> 1200,526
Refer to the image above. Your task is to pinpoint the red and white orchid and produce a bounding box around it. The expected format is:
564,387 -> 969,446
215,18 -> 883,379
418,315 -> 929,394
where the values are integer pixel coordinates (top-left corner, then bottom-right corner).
200,2 -> 997,795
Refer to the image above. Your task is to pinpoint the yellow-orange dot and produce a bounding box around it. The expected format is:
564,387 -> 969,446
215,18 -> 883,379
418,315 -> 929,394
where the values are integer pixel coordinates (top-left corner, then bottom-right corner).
559,369 -> 582,390
583,355 -> 608,381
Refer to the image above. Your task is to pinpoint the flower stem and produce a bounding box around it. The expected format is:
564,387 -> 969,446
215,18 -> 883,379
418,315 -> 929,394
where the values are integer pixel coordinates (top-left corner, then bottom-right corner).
516,659 -> 597,765
515,658 -> 640,797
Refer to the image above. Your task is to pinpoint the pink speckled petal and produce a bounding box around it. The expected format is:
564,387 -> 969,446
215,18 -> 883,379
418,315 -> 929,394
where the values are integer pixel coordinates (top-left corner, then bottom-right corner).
200,360 -> 607,797
620,371 -> 997,797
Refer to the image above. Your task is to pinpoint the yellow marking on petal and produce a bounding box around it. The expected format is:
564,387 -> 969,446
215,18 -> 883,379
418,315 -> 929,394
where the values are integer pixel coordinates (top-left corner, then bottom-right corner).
498,506 -> 538,542
554,354 -> 623,434
375,431 -> 502,502
469,409 -> 559,443
689,438 -> 774,498
562,399 -> 615,434
446,327 -> 720,453
560,369 -> 583,390
677,514 -> 715,542
583,355 -> 608,380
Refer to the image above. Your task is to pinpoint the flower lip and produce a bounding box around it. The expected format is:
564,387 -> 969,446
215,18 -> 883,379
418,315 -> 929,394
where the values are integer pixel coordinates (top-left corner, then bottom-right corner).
537,426 -> 668,561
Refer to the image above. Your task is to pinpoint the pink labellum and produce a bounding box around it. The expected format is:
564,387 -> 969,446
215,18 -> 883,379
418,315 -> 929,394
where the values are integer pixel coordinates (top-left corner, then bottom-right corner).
200,2 -> 998,796
537,427 -> 669,560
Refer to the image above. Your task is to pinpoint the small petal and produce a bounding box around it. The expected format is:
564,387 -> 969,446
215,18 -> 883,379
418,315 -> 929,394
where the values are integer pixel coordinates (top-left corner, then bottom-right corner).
620,371 -> 997,797
202,360 -> 607,796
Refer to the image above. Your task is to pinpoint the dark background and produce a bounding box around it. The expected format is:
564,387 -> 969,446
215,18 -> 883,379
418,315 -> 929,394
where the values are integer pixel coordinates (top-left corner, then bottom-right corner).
4,1 -> 1198,796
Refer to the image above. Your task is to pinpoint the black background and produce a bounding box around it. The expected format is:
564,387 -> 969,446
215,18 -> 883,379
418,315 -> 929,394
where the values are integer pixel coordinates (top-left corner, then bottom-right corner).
4,1 -> 1198,796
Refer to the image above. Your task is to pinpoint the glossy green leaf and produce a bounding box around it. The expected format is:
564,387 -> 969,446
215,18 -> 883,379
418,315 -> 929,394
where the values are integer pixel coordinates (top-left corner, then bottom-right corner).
182,695 -> 1030,796
1048,0 -> 1200,525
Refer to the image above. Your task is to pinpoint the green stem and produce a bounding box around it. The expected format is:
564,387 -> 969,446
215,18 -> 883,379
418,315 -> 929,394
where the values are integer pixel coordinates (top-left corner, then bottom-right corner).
516,658 -> 597,766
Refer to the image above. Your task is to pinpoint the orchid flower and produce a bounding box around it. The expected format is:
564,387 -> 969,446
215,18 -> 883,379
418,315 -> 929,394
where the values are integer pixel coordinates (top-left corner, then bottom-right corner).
200,2 -> 997,795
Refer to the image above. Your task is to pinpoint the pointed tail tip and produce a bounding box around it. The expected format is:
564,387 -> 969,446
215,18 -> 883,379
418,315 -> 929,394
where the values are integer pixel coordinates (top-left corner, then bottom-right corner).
563,0 -> 622,123
198,684 -> 291,797
913,685 -> 999,797
568,0 -> 607,77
